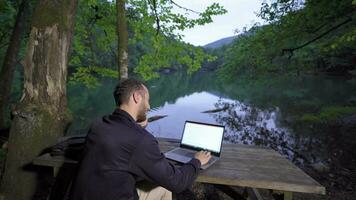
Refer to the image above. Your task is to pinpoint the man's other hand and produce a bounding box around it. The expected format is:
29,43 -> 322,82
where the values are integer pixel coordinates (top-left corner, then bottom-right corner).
137,118 -> 148,128
194,151 -> 211,166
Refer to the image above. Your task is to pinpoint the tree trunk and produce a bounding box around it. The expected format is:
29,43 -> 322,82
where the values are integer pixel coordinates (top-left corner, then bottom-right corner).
0,0 -> 77,200
117,0 -> 129,80
0,0 -> 29,130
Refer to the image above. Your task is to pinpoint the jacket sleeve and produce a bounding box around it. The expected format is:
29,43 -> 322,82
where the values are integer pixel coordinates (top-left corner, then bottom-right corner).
129,134 -> 201,193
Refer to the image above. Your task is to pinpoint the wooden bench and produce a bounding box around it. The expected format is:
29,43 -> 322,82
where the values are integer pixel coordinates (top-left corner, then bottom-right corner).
33,138 -> 325,200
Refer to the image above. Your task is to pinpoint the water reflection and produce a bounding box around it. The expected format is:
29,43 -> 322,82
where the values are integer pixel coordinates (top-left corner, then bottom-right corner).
146,89 -> 356,194
210,99 -> 356,193
147,92 -> 308,165
146,92 -> 233,138
211,100 -> 307,165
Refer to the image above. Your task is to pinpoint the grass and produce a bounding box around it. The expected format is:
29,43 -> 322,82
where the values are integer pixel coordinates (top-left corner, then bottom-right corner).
300,106 -> 356,123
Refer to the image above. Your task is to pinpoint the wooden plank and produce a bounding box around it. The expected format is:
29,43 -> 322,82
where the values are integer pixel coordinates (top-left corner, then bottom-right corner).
33,153 -> 77,168
158,140 -> 326,195
33,138 -> 326,195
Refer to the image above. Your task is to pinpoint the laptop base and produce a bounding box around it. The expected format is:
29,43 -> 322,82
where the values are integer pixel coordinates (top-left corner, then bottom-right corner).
164,147 -> 219,170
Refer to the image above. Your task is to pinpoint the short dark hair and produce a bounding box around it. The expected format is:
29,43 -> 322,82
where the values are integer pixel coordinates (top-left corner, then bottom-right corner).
113,78 -> 145,106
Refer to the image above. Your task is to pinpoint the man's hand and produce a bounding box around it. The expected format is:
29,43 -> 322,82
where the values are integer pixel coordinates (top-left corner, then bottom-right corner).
194,151 -> 211,166
137,118 -> 148,128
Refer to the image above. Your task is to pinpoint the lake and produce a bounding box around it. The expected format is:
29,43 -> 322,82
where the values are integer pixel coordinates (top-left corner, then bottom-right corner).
67,72 -> 356,198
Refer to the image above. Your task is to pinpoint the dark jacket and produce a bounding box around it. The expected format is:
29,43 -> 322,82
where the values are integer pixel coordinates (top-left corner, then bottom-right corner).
70,109 -> 201,200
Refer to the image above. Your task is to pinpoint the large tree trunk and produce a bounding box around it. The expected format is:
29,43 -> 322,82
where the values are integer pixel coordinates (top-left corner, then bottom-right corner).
117,0 -> 129,80
0,0 -> 29,130
0,1 -> 77,200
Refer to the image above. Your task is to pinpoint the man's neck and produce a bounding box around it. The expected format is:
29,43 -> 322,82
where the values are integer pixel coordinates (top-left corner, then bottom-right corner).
119,104 -> 137,121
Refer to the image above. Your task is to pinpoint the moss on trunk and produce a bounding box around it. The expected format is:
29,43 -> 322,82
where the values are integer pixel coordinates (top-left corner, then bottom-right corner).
0,0 -> 77,199
1,105 -> 71,200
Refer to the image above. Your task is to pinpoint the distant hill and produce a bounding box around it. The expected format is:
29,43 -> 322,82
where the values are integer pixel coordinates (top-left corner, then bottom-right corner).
203,35 -> 238,49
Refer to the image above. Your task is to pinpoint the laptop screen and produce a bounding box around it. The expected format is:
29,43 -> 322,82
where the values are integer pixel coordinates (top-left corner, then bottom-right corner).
181,121 -> 224,154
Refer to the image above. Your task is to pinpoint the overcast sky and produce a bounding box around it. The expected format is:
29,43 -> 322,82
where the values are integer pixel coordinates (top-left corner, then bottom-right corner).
172,0 -> 264,46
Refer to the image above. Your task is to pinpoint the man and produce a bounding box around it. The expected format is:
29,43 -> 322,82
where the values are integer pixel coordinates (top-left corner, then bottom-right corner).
70,79 -> 211,200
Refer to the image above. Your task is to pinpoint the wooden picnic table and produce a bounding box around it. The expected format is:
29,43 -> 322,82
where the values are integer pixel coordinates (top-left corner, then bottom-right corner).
33,138 -> 325,200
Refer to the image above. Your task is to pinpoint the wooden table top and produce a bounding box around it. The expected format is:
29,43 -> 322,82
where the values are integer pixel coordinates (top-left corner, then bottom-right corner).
33,138 -> 325,195
158,139 -> 325,195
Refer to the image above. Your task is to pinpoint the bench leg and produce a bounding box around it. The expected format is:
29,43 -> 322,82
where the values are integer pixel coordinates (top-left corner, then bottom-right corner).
49,166 -> 76,200
53,167 -> 60,177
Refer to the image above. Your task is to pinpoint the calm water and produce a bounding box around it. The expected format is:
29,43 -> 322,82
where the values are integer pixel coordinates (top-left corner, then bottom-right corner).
68,72 -> 356,196
147,92 -> 286,139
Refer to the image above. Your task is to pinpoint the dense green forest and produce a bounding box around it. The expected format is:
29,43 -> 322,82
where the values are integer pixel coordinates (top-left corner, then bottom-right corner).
210,0 -> 355,79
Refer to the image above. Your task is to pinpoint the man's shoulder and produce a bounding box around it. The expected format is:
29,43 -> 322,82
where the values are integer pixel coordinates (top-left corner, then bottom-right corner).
138,130 -> 158,147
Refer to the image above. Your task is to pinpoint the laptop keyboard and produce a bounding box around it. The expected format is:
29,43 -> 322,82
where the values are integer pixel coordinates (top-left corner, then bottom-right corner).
172,149 -> 195,157
168,149 -> 217,164
165,148 -> 219,169
207,156 -> 217,164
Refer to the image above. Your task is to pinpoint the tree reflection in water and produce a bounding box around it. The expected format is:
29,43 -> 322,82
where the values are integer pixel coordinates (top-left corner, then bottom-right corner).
211,100 -> 305,163
210,100 -> 356,193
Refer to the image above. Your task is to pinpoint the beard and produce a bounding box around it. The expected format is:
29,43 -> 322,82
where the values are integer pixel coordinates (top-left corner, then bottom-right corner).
136,102 -> 147,122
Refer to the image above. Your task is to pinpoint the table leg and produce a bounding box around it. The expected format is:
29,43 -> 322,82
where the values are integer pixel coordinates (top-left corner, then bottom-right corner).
53,167 -> 59,177
283,191 -> 293,200
213,184 -> 247,200
251,188 -> 263,200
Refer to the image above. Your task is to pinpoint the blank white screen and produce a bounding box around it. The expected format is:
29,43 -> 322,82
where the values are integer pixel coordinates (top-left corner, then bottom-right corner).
181,122 -> 224,153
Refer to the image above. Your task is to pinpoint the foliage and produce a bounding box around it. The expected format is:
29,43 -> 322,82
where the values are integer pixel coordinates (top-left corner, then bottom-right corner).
68,0 -> 118,87
69,0 -> 226,87
134,36 -> 215,80
69,66 -> 118,88
258,0 -> 304,22
217,0 -> 355,79
126,0 -> 225,79
301,106 -> 356,123
0,1 -> 18,62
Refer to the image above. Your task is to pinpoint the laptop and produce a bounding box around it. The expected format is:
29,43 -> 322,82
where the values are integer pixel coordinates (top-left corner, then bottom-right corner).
164,120 -> 225,170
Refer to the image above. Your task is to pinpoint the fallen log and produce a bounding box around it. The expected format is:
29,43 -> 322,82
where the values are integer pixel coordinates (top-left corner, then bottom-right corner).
201,106 -> 229,113
148,115 -> 168,122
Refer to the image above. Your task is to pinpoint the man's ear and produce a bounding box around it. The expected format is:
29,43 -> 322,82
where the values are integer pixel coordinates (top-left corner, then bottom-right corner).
132,91 -> 141,104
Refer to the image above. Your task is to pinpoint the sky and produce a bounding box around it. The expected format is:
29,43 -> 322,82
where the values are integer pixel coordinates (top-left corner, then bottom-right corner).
172,0 -> 264,46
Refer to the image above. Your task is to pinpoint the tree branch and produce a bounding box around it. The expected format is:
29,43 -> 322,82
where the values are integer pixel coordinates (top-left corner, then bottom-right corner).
147,0 -> 160,35
305,9 -> 355,34
282,17 -> 352,57
304,21 -> 329,34
170,0 -> 201,14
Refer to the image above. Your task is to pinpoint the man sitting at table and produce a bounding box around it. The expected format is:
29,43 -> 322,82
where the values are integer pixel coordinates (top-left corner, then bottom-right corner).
70,78 -> 211,200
